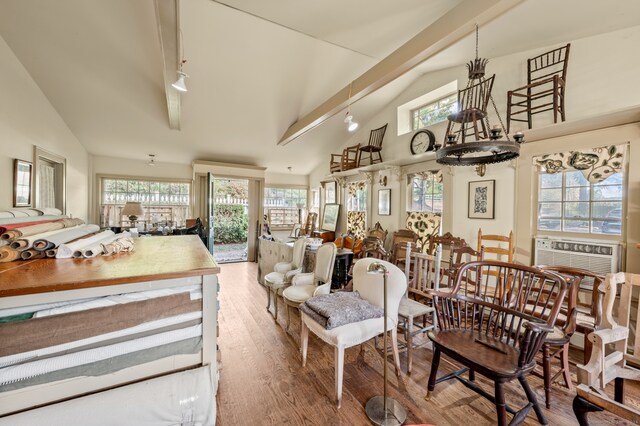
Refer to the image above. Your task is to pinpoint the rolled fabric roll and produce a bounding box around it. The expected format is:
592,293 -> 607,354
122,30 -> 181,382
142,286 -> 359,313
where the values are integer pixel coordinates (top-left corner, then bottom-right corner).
0,218 -> 84,240
32,224 -> 100,251
20,249 -> 46,260
58,230 -> 115,259
102,237 -> 135,256
0,247 -> 20,263
0,219 -> 58,236
82,231 -> 131,258
45,249 -> 57,258
10,225 -> 85,251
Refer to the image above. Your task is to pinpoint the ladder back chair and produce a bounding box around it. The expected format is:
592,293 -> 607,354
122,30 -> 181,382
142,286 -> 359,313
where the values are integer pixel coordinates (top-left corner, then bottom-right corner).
389,229 -> 418,269
300,212 -> 317,237
444,74 -> 495,142
358,123 -> 387,166
397,243 -> 441,373
507,43 -> 571,133
426,260 -> 568,426
477,229 -> 514,282
427,232 -> 467,287
329,143 -> 360,173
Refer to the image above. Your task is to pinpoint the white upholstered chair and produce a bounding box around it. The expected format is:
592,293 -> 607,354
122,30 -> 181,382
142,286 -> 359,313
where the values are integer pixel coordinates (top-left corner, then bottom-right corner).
264,237 -> 307,319
300,258 -> 407,408
282,242 -> 337,332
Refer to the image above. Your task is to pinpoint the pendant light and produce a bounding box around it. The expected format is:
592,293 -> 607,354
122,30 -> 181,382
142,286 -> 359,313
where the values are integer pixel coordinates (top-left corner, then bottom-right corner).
345,82 -> 358,132
171,30 -> 188,93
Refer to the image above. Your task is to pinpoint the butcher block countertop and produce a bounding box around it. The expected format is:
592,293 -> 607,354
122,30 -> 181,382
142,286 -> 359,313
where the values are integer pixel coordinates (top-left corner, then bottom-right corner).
0,235 -> 219,298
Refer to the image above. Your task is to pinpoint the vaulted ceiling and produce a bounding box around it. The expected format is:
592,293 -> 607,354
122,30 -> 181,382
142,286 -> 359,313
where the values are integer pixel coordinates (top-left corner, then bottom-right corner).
1,0 -> 639,175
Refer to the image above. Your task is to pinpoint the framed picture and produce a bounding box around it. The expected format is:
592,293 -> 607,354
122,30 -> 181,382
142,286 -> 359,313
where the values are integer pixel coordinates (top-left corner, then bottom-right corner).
324,181 -> 337,204
321,203 -> 340,232
378,189 -> 391,216
468,179 -> 495,219
13,159 -> 33,207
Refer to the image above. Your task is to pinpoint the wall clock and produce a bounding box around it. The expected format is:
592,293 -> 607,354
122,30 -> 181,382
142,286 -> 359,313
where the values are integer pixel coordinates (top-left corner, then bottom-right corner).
410,129 -> 436,155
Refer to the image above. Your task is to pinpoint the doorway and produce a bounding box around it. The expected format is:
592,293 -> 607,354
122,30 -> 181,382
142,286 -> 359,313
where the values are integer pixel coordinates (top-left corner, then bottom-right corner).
211,177 -> 249,263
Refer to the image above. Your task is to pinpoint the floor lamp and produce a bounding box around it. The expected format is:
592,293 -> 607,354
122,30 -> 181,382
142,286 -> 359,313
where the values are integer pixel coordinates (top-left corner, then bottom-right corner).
365,262 -> 407,426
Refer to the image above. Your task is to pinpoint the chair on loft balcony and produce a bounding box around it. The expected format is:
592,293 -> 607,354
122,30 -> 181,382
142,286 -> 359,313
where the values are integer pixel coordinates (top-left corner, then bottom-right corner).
329,143 -> 360,173
358,123 -> 388,166
507,43 -> 571,133
444,74 -> 495,142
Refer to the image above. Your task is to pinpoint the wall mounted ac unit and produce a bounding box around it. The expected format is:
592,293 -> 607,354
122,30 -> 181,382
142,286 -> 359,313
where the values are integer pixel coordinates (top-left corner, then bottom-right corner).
534,236 -> 622,282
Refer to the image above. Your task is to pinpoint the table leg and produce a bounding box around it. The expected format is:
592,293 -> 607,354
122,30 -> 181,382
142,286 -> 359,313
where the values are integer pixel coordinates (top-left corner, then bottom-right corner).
407,315 -> 414,374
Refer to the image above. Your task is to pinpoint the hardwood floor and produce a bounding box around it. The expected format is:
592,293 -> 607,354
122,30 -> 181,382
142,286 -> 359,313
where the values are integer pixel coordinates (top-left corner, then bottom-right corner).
215,262 -> 639,425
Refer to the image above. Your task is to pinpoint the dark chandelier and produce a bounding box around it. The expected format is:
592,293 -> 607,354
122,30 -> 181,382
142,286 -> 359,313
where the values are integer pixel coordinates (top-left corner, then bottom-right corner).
436,25 -> 525,166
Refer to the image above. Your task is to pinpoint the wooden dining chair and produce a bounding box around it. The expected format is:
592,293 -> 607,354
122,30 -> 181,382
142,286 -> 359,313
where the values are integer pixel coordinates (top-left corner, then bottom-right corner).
329,143 -> 360,173
389,229 -> 418,269
507,43 -> 571,133
444,74 -> 495,142
300,212 -> 317,237
426,261 -> 568,426
358,123 -> 387,166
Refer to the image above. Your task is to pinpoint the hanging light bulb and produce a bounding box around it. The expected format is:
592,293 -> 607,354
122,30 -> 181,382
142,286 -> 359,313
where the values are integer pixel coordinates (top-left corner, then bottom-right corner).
344,112 -> 358,132
172,30 -> 188,93
172,71 -> 188,92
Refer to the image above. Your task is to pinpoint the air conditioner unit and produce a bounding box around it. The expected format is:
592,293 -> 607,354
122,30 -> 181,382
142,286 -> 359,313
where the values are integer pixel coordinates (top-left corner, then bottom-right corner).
534,236 -> 622,281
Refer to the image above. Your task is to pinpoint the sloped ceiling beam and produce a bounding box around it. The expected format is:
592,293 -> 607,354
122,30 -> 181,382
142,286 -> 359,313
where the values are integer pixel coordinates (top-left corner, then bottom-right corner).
278,0 -> 524,146
154,0 -> 181,130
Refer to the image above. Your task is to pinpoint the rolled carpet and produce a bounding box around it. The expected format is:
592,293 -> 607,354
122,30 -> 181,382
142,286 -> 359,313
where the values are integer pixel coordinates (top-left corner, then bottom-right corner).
32,224 -> 100,251
1,218 -> 84,241
102,237 -> 135,256
73,230 -> 116,258
0,219 -> 58,236
0,247 -> 20,263
10,225 -> 85,251
82,231 -> 131,258
20,249 -> 46,260
57,230 -> 115,259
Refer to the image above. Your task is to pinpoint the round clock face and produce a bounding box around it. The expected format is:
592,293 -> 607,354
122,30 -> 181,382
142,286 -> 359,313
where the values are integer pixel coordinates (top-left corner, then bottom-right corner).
410,129 -> 435,155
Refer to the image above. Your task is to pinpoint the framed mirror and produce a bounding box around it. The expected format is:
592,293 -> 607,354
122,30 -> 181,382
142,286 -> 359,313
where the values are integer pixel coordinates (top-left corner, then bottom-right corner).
13,159 -> 33,207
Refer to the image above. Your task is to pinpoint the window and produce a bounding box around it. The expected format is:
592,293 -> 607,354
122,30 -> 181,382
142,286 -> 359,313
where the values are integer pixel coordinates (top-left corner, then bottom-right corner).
411,94 -> 458,130
346,182 -> 367,212
409,173 -> 443,213
101,177 -> 191,227
264,187 -> 307,228
537,171 -> 623,235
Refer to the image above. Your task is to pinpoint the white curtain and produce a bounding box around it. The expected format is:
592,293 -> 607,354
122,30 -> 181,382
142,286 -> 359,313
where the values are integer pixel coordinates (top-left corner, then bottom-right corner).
101,205 -> 122,227
38,163 -> 56,208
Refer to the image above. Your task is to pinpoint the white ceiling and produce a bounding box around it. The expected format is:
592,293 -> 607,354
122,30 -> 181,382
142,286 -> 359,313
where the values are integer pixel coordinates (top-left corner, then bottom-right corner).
1,0 -> 639,175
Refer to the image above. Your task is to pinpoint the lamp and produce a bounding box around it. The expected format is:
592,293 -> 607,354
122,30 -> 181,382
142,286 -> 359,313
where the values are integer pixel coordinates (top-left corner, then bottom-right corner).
345,82 -> 359,132
122,202 -> 144,227
436,25 -> 525,167
171,71 -> 188,92
365,262 -> 407,426
171,30 -> 188,92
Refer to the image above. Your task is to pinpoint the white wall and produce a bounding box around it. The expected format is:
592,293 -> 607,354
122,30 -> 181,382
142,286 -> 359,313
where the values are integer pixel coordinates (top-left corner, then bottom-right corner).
308,26 -> 640,250
265,172 -> 308,187
0,35 -> 89,219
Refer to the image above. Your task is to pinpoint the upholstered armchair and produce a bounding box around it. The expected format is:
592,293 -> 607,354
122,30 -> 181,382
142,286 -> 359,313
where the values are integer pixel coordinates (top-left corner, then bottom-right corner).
282,243 -> 337,332
300,258 -> 407,407
264,237 -> 307,320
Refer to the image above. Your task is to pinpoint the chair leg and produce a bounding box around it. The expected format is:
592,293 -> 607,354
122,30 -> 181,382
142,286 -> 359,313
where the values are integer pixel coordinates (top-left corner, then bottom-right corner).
553,79 -> 559,124
274,290 -> 279,320
542,344 -> 552,409
584,333 -> 593,365
266,285 -> 271,312
425,347 -> 441,400
335,346 -> 345,408
406,316 -> 414,374
518,375 -> 548,425
561,343 -> 573,390
469,369 -> 476,382
301,320 -> 309,367
495,381 -> 507,426
391,328 -> 401,376
285,304 -> 292,333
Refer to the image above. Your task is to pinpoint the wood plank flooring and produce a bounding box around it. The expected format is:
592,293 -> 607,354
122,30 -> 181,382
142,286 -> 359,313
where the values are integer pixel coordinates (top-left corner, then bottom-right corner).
215,262 -> 639,425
